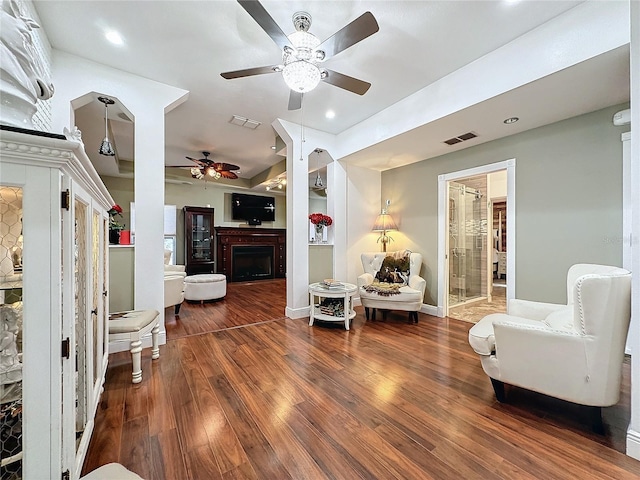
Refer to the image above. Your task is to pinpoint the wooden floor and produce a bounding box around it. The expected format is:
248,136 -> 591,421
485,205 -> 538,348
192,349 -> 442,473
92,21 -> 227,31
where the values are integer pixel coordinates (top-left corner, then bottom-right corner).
83,279 -> 640,479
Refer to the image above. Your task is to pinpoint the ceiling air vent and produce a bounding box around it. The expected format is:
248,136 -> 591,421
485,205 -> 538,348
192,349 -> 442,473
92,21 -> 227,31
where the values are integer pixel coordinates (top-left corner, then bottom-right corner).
229,115 -> 262,129
444,131 -> 478,145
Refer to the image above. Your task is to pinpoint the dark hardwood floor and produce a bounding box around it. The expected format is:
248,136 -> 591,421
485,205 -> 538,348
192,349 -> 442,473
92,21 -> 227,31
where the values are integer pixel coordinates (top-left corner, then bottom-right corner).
83,278 -> 640,479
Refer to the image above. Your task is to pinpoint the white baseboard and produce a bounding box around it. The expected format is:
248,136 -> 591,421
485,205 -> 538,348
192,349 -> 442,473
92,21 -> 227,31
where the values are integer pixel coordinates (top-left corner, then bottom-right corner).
285,305 -> 310,319
627,428 -> 640,460
420,304 -> 441,317
353,297 -> 362,307
109,330 -> 167,354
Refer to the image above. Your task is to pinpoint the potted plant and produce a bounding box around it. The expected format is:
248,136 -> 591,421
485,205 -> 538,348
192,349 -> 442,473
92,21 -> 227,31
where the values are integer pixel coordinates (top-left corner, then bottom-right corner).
108,204 -> 124,244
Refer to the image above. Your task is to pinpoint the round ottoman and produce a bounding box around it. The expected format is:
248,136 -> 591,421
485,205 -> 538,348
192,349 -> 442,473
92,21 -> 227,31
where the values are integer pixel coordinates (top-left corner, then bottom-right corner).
184,274 -> 227,303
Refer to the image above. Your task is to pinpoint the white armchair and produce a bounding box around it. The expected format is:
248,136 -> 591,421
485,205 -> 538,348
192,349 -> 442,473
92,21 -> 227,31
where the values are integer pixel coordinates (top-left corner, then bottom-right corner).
358,251 -> 426,323
468,264 -> 631,432
164,249 -> 186,278
164,275 -> 185,315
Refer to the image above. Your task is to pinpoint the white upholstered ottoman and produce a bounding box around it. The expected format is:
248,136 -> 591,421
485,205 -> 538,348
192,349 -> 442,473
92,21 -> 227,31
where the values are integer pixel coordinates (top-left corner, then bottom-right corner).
184,274 -> 227,303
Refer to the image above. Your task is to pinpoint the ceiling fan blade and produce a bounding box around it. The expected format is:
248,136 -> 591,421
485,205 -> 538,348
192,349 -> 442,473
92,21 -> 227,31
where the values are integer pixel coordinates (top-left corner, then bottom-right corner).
221,65 -> 280,79
288,91 -> 303,110
220,170 -> 239,179
237,0 -> 293,52
316,12 -> 379,60
321,69 -> 371,95
216,163 -> 240,171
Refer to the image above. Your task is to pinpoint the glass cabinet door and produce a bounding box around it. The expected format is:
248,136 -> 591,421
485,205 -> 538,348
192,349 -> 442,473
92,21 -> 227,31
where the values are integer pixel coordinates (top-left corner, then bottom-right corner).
183,206 -> 215,275
191,212 -> 211,261
0,186 -> 24,480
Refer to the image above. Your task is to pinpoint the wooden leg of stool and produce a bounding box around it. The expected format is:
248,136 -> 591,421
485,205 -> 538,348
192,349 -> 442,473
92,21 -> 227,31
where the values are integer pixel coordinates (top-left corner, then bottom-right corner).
151,323 -> 160,360
131,339 -> 143,384
365,307 -> 370,320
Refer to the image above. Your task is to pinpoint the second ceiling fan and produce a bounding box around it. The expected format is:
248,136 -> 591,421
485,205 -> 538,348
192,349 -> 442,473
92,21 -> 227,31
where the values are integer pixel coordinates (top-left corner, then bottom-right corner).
221,0 -> 379,110
180,152 -> 240,180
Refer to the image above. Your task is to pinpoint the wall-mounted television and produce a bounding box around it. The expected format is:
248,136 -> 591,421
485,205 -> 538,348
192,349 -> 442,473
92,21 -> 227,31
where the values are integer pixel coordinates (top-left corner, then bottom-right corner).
232,193 -> 275,225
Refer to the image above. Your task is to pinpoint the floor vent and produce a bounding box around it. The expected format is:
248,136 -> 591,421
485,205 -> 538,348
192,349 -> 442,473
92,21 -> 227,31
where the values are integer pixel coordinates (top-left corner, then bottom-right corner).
444,131 -> 478,145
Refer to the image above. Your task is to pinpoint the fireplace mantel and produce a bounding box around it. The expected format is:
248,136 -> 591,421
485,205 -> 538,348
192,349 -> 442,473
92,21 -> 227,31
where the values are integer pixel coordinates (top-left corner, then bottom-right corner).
215,227 -> 286,282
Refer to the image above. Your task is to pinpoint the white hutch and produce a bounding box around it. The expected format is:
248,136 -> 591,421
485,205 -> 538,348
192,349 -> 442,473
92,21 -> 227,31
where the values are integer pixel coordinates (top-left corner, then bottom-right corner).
0,127 -> 112,479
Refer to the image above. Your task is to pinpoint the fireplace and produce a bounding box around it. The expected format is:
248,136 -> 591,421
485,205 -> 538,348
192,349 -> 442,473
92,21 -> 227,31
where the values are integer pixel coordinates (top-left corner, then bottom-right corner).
232,245 -> 274,282
216,227 -> 285,282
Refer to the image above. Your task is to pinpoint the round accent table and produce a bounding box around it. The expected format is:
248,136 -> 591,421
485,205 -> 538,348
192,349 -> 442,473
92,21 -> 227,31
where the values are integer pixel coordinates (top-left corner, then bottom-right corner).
309,282 -> 357,330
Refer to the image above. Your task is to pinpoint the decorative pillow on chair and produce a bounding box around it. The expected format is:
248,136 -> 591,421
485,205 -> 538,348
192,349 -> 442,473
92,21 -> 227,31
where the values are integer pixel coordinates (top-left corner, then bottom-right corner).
374,250 -> 411,285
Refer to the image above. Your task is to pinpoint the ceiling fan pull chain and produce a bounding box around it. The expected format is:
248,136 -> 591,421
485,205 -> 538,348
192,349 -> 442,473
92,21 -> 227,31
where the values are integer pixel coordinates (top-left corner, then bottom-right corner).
299,94 -> 305,162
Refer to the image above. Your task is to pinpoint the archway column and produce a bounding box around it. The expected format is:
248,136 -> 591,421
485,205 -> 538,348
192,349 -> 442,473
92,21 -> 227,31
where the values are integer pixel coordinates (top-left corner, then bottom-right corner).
50,51 -> 188,345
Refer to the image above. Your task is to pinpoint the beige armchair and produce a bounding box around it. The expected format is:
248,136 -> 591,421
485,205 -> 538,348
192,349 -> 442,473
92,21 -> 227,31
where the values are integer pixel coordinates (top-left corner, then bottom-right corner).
358,251 -> 426,323
468,264 -> 631,432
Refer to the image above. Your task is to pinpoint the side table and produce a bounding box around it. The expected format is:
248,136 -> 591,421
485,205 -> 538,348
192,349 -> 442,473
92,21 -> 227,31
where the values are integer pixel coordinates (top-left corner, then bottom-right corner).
309,282 -> 357,330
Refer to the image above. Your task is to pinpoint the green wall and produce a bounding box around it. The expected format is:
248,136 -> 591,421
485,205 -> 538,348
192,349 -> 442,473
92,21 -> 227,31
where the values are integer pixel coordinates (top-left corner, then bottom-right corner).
382,104 -> 629,305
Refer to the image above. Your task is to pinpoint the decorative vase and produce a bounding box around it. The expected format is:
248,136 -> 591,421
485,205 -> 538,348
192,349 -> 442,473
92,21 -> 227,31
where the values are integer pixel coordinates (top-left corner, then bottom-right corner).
314,224 -> 324,244
109,229 -> 120,245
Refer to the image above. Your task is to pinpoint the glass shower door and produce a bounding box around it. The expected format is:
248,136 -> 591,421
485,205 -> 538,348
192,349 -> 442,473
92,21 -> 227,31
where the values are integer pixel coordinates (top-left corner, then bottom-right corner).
448,180 -> 487,308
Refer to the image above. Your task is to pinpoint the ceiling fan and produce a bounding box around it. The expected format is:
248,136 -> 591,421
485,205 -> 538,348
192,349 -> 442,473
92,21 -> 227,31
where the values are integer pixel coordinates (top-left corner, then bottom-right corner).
178,152 -> 240,180
221,0 -> 379,110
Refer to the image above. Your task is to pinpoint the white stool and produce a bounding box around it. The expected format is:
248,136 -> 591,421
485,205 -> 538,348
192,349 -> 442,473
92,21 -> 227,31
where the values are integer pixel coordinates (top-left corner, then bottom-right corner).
184,274 -> 227,303
108,309 -> 160,384
81,463 -> 144,479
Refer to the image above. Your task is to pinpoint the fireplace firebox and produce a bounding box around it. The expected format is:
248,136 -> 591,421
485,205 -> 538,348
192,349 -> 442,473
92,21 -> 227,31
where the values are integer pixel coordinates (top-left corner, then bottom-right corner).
232,245 -> 274,281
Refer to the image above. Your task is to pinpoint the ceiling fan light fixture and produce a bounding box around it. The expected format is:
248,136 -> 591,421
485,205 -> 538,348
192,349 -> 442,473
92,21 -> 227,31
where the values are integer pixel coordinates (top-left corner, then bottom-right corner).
283,60 -> 321,93
282,26 -> 322,93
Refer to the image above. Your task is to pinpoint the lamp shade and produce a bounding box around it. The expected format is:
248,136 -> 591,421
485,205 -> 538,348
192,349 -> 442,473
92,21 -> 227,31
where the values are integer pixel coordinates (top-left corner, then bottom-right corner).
372,213 -> 397,232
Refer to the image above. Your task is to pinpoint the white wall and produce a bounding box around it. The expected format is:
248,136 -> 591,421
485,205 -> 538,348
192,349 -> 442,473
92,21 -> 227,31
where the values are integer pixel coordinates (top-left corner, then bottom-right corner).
626,0 -> 640,461
346,165 -> 381,295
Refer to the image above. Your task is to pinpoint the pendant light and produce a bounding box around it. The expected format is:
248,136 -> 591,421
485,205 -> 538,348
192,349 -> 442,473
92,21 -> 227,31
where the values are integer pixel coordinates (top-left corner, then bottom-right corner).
314,148 -> 324,188
98,96 -> 116,156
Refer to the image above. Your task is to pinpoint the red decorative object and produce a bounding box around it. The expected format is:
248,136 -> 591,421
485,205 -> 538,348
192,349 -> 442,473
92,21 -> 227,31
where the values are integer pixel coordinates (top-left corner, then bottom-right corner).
309,213 -> 332,227
108,204 -> 123,216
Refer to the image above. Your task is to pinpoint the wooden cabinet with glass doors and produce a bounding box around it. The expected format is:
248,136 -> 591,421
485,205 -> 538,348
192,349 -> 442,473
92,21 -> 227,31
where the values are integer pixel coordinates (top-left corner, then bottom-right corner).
183,206 -> 215,275
0,127 -> 112,480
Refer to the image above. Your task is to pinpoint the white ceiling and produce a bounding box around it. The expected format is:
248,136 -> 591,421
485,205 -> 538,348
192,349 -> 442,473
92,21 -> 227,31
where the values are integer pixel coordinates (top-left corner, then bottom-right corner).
32,0 -> 629,186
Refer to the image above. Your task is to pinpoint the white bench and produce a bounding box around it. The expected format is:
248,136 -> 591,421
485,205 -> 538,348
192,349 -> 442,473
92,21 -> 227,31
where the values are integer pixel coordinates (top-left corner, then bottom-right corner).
108,309 -> 160,384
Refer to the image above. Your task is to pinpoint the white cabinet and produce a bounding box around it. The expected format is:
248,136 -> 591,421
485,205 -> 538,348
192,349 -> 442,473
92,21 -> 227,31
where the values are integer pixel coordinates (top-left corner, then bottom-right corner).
0,127 -> 113,480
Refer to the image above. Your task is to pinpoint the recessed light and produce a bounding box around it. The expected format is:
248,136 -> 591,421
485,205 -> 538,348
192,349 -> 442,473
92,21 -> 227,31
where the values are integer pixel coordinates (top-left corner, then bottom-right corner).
503,117 -> 519,124
325,110 -> 335,119
105,30 -> 123,45
271,145 -> 276,150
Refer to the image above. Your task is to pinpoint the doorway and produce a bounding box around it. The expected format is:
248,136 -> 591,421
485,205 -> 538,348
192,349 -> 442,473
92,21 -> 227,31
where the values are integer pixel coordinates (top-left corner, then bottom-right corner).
437,160 -> 515,320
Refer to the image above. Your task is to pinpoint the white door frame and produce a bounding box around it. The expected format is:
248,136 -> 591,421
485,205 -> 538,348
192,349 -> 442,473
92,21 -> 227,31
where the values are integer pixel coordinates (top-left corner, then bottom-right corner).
437,159 -> 516,317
